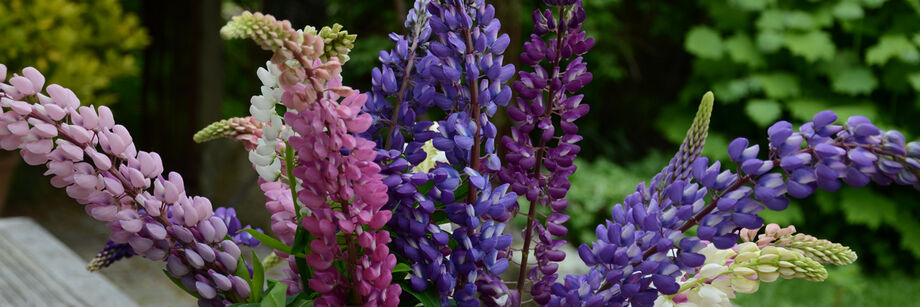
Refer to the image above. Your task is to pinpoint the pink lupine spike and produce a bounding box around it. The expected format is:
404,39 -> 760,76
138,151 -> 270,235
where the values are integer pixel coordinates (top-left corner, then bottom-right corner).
0,65 -> 250,304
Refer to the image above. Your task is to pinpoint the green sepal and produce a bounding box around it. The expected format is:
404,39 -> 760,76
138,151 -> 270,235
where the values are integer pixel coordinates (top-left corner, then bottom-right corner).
162,269 -> 201,299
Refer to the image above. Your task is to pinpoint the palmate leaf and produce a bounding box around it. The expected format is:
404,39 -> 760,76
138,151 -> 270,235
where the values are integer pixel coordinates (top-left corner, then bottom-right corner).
658,91 -> 714,192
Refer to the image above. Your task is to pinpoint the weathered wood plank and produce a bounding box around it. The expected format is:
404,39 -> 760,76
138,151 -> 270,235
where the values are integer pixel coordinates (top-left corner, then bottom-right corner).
0,217 -> 139,307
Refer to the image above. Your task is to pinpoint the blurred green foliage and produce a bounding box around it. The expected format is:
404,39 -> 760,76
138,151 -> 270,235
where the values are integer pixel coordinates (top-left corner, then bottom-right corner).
0,0 -> 148,105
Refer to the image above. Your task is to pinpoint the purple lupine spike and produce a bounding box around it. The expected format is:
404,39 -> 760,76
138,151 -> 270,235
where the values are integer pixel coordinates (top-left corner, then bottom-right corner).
0,66 -> 248,306
552,110 -> 920,306
423,0 -> 519,304
497,0 -> 593,304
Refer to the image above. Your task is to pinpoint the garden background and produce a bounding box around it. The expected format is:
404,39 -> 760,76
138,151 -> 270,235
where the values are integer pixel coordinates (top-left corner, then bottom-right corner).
1,0 -> 918,305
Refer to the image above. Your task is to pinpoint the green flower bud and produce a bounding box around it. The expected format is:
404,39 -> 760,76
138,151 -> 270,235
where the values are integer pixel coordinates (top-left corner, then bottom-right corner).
305,23 -> 357,63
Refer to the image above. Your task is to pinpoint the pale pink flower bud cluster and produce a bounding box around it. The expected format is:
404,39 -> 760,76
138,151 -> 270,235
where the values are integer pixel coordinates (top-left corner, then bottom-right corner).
285,86 -> 400,306
0,65 -> 248,305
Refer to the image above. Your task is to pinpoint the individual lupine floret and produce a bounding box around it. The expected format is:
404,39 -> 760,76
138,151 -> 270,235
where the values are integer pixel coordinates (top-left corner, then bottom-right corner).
740,223 -> 857,266
499,0 -> 594,303
0,65 -> 250,306
193,116 -> 263,150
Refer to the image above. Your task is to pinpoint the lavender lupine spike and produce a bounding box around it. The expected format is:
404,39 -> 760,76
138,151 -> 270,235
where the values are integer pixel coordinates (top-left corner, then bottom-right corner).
0,66 -> 249,306
498,0 -> 594,304
552,107 -> 920,306
424,0 -> 520,305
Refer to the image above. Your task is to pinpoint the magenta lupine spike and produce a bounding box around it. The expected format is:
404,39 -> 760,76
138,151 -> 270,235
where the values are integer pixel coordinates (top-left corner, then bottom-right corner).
285,83 -> 400,306
499,0 -> 594,303
0,65 -> 249,306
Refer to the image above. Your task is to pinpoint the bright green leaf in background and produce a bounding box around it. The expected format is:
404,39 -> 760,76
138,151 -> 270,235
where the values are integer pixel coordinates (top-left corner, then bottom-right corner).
745,99 -> 783,127
866,34 -> 920,65
831,67 -> 879,95
753,72 -> 800,98
784,31 -> 836,62
908,72 -> 920,91
833,1 -> 865,20
756,30 -> 785,52
725,33 -> 766,68
685,26 -> 725,59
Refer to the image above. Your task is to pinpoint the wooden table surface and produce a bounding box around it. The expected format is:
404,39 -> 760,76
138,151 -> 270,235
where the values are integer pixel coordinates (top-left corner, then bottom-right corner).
0,217 -> 139,307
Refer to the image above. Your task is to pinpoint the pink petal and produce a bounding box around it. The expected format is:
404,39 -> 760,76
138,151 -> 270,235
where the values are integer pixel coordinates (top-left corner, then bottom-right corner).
21,67 -> 45,92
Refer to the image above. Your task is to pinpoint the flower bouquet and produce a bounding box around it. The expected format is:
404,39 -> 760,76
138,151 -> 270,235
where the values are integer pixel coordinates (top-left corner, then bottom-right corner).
1,0 -> 917,306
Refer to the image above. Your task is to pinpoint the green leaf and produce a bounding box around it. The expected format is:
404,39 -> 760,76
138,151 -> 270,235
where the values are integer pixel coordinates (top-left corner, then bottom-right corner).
699,132 -> 730,162
753,72 -> 800,99
756,30 -> 784,52
393,262 -> 412,273
401,283 -> 441,307
866,35 -> 920,65
785,99 -> 829,122
713,78 -> 756,102
235,254 -> 250,279
908,72 -> 920,92
725,33 -> 765,68
260,280 -> 288,307
784,11 -> 817,30
728,0 -> 773,11
833,1 -> 865,20
784,31 -> 836,62
250,251 -> 265,303
831,67 -> 878,95
285,293 -> 313,307
242,228 -> 293,255
162,269 -> 201,299
685,26 -> 724,60
758,201 -> 805,225
839,188 -> 898,229
756,10 -> 785,30
745,99 -> 782,127
786,99 -> 878,124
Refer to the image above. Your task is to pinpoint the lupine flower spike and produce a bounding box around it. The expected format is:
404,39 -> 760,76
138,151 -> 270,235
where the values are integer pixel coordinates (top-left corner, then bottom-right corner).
0,66 -> 251,306
500,0 -> 594,303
